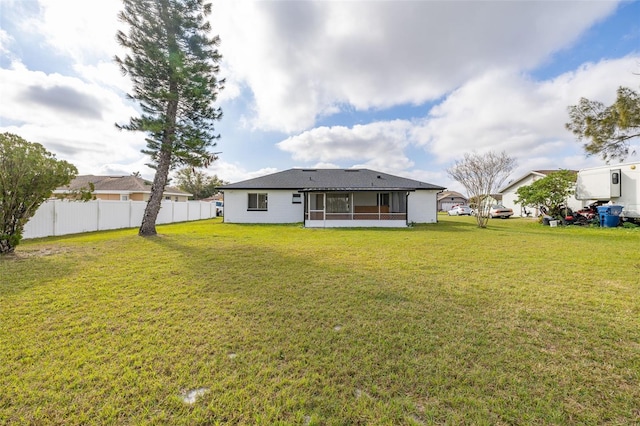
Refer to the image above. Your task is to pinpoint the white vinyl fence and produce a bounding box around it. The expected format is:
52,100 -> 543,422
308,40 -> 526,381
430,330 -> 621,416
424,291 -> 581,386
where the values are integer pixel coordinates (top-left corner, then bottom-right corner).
23,199 -> 218,239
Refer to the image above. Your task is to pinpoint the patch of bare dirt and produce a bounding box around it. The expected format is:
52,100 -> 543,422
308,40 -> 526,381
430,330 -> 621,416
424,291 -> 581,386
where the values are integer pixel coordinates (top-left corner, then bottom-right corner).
2,247 -> 69,260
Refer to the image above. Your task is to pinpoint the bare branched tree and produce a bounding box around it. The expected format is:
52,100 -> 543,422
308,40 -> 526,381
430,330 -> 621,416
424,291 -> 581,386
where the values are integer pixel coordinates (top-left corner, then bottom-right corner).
446,151 -> 516,228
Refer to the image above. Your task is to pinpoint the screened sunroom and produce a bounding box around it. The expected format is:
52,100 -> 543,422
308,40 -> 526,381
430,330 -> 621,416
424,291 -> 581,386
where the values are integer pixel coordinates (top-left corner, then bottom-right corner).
303,191 -> 409,227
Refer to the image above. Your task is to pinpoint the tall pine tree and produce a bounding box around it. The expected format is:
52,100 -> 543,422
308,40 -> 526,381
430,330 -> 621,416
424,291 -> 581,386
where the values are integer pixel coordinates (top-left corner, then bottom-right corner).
115,0 -> 223,236
566,87 -> 640,162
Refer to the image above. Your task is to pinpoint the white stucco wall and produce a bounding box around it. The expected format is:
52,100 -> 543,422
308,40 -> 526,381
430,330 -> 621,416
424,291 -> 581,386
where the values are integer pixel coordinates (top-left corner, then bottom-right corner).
502,175 -> 584,217
501,175 -> 539,217
407,190 -> 439,224
224,188 -> 440,225
222,189 -> 304,223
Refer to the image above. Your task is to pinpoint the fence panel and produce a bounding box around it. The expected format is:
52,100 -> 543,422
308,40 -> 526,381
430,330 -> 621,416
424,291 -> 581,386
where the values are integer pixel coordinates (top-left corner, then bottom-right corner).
156,201 -> 174,224
23,202 -> 55,238
187,201 -> 201,221
54,200 -> 99,236
130,202 -> 146,227
202,202 -> 214,219
173,202 -> 190,222
97,201 -> 132,230
23,200 -> 216,240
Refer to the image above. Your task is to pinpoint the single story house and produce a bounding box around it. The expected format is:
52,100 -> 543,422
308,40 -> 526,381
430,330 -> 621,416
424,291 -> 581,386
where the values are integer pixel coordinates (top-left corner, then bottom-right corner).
437,191 -> 468,211
54,175 -> 191,202
499,170 -> 582,217
220,168 -> 445,227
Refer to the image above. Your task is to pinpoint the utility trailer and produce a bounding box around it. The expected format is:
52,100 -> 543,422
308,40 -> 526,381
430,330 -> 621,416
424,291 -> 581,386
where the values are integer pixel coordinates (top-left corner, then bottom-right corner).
575,162 -> 640,220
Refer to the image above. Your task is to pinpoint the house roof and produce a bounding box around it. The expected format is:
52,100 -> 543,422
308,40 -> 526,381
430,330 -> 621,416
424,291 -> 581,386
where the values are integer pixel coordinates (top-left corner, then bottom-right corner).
499,170 -> 577,193
56,175 -> 191,196
437,190 -> 467,201
220,168 -> 445,192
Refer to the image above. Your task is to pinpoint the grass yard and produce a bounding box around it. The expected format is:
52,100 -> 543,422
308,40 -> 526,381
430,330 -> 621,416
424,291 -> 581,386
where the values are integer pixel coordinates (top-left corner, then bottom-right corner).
1,216 -> 639,425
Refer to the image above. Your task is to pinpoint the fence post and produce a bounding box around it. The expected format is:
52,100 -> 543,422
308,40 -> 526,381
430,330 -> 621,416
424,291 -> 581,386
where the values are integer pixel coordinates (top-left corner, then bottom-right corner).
52,199 -> 57,236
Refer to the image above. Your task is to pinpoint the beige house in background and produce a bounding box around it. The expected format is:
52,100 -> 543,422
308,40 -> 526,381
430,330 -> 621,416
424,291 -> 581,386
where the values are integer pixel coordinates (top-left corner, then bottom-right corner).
54,175 -> 192,202
437,191 -> 468,211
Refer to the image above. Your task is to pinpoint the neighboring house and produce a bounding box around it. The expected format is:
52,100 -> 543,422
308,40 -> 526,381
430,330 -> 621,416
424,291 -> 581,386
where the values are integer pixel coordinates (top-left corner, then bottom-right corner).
220,168 -> 445,227
54,175 -> 192,202
499,170 -> 582,217
437,191 -> 468,211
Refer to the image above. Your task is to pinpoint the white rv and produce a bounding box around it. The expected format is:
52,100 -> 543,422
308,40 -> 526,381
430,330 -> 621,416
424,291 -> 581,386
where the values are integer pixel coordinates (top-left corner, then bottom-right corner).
575,162 -> 640,220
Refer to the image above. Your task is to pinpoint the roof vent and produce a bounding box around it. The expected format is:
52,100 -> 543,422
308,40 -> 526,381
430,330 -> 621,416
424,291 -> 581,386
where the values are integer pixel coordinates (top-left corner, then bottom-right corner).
344,169 -> 359,172
377,175 -> 381,178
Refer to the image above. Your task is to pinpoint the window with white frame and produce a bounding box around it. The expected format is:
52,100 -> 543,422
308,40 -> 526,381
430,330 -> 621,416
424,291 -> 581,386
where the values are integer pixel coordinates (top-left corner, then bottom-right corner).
248,193 -> 268,210
120,194 -> 129,201
292,193 -> 302,204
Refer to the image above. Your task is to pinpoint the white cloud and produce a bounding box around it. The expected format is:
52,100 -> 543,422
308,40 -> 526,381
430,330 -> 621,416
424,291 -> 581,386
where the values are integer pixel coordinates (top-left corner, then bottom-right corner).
277,120 -> 415,172
0,63 -> 147,174
35,0 -> 122,65
0,28 -> 12,55
413,55 -> 640,164
203,160 -> 278,184
212,0 -> 618,133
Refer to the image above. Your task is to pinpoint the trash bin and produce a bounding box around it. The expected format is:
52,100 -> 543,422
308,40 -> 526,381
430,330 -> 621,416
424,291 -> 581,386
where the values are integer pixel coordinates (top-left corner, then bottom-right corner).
597,205 -> 622,227
609,205 -> 623,216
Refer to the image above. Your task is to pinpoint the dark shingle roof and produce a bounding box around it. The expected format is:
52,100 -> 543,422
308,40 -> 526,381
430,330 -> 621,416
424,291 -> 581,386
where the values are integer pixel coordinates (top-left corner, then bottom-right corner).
220,169 -> 445,191
437,190 -> 467,201
58,175 -> 190,196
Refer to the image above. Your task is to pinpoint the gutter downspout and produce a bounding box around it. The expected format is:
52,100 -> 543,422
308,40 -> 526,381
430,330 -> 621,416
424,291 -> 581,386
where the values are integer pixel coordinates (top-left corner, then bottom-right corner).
436,189 -> 444,223
303,192 -> 307,227
405,191 -> 410,227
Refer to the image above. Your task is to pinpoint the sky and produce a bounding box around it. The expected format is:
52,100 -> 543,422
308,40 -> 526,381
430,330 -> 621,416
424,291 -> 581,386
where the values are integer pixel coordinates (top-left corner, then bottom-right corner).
1,0 -> 639,195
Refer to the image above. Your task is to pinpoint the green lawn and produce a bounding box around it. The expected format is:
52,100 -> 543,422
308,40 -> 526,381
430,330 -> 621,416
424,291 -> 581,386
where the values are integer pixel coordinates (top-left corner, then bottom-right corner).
1,216 -> 639,425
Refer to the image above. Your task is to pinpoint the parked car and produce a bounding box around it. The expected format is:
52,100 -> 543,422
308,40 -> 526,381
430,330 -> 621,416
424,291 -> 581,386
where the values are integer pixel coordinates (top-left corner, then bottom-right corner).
489,204 -> 514,218
448,205 -> 472,216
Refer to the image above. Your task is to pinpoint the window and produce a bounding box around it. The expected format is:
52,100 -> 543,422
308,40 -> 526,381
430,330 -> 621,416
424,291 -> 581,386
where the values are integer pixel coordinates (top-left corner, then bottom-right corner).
248,193 -> 268,210
612,172 -> 619,185
120,195 -> 129,201
326,193 -> 350,213
292,193 -> 302,204
378,193 -> 390,206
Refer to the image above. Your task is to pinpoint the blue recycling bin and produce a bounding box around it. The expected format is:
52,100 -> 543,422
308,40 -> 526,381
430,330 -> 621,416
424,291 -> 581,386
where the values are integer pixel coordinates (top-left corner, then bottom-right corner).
597,205 -> 622,227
